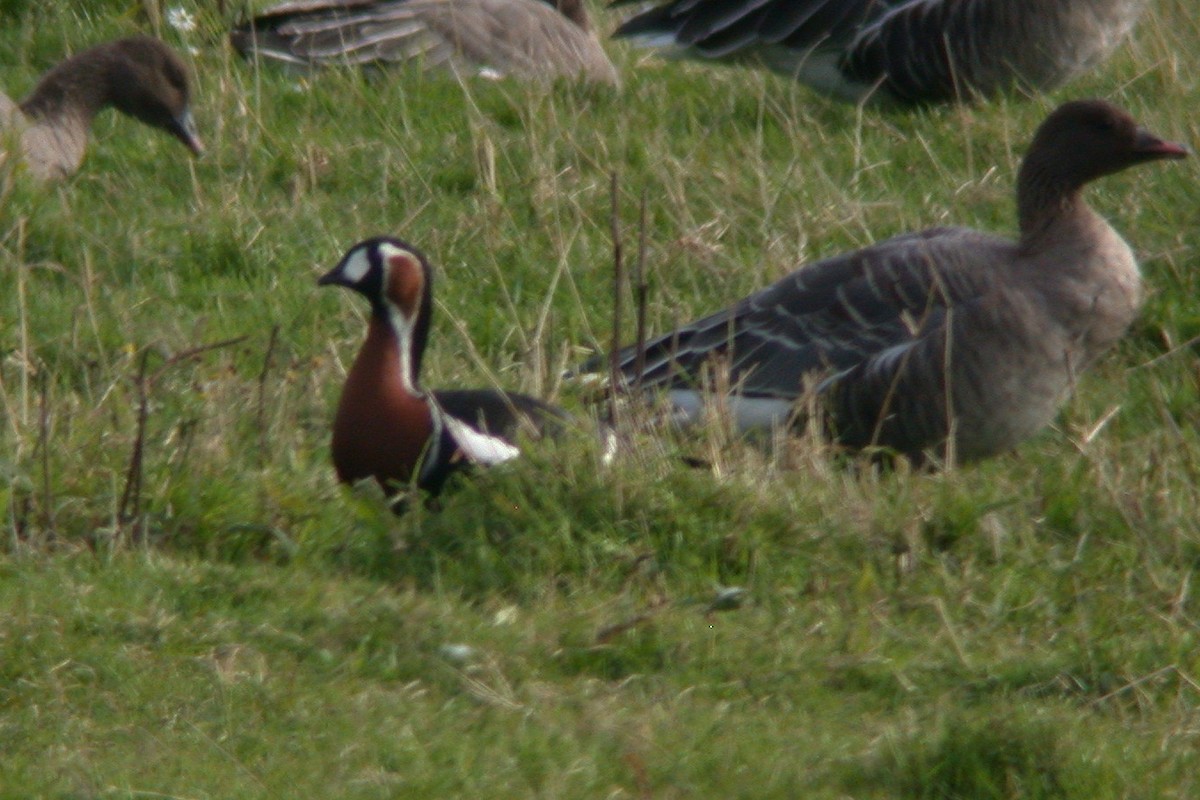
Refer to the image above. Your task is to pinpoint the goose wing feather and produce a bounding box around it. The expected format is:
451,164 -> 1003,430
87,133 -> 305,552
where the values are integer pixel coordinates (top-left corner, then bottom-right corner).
617,227 -> 1009,400
233,2 -> 456,66
612,0 -> 1145,104
842,0 -> 990,104
233,0 -> 617,81
614,0 -> 902,54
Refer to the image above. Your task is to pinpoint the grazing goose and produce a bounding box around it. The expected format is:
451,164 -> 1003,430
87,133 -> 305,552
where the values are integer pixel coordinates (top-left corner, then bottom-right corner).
611,0 -> 1147,105
580,101 -> 1186,463
231,0 -> 620,86
0,36 -> 203,180
320,237 -> 569,496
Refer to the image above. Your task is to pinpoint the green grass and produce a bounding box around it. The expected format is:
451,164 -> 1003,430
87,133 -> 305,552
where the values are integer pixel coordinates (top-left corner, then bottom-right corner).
3,0 -> 1200,796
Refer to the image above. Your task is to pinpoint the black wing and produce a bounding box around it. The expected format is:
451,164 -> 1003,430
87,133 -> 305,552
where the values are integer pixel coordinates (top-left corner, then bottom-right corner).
433,389 -> 569,441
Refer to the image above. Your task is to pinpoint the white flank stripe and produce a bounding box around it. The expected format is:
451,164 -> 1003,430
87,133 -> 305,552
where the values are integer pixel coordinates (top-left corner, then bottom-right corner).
666,390 -> 796,432
622,32 -> 687,51
443,416 -> 521,465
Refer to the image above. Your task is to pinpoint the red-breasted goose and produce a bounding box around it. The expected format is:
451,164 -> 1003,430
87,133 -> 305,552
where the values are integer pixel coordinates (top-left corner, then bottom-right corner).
0,36 -> 203,180
581,100 -> 1186,463
611,0 -> 1147,105
231,0 -> 620,86
320,237 -> 569,496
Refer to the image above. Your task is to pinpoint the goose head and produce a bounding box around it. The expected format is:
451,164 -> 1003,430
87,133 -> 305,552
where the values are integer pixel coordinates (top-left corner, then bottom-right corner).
318,237 -> 435,391
103,37 -> 204,156
1016,100 -> 1186,236
1022,100 -> 1186,188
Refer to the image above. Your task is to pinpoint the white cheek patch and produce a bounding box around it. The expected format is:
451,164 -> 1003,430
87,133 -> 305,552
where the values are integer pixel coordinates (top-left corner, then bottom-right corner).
339,247 -> 373,284
443,416 -> 521,466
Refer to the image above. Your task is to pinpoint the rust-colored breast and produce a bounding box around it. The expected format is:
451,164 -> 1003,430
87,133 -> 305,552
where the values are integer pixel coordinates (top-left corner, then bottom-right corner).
331,316 -> 433,491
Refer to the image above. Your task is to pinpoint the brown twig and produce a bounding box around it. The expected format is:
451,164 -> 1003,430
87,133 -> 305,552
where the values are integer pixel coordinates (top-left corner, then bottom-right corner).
117,350 -> 151,535
37,370 -> 53,539
147,336 -> 249,387
596,596 -> 669,644
633,190 -> 649,398
117,336 -> 249,538
256,326 -> 280,467
608,171 -> 624,429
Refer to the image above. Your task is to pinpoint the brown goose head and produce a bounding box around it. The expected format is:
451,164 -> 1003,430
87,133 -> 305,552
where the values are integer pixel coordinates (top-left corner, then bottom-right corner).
1017,99 -> 1186,234
103,37 -> 204,156
21,36 -> 204,157
1021,100 -> 1185,186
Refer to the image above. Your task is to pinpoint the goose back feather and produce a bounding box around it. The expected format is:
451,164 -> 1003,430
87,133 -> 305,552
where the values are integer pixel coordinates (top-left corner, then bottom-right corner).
612,0 -> 1147,104
581,101 -> 1186,462
232,0 -> 620,86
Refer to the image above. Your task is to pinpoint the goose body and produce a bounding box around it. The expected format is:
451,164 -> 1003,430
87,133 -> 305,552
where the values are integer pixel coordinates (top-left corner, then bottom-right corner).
612,0 -> 1147,105
232,0 -> 620,86
0,37 -> 202,180
320,237 -> 568,497
582,101 -> 1185,463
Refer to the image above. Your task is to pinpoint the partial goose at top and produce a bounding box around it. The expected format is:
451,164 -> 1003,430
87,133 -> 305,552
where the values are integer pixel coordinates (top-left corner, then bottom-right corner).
576,100 -> 1186,464
231,0 -> 620,86
0,36 -> 203,180
611,0 -> 1148,105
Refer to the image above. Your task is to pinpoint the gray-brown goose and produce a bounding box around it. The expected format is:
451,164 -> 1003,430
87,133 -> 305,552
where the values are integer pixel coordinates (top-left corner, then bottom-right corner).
0,36 -> 203,181
580,100 -> 1186,463
612,0 -> 1147,105
231,0 -> 620,86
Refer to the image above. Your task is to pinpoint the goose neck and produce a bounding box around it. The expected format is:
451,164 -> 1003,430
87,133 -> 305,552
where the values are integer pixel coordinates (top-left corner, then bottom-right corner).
369,305 -> 424,397
18,56 -> 110,127
1015,159 -> 1088,249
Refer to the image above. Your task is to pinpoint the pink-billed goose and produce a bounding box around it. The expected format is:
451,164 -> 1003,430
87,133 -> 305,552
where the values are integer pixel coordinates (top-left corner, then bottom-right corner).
580,100 -> 1186,463
611,0 -> 1148,105
0,36 -> 203,180
231,0 -> 620,86
320,237 -> 569,497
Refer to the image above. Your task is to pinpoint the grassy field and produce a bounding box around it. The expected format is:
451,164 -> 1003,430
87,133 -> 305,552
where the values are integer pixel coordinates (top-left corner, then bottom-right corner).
3,0 -> 1200,796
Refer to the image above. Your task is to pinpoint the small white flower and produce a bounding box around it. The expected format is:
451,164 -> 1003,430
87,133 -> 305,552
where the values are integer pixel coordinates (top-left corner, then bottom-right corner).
492,605 -> 518,626
167,7 -> 197,33
438,644 -> 477,664
705,585 -> 749,613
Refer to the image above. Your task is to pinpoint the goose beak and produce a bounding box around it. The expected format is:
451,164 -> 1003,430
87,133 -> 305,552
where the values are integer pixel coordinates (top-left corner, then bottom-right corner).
1133,128 -> 1189,161
171,108 -> 204,157
317,267 -> 342,287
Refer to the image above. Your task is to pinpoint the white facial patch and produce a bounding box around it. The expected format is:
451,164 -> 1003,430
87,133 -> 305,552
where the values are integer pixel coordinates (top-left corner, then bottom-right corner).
339,247 -> 373,284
